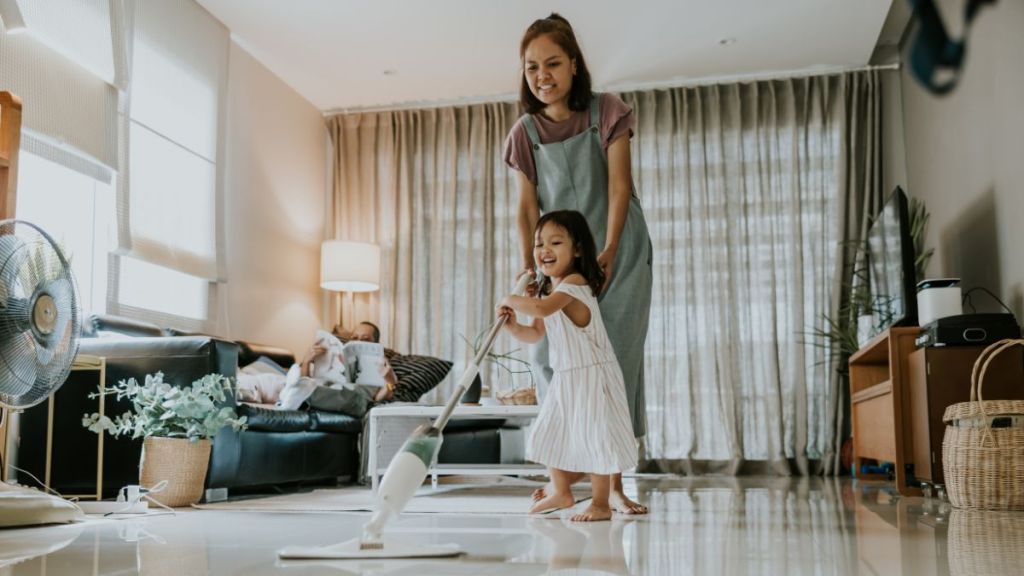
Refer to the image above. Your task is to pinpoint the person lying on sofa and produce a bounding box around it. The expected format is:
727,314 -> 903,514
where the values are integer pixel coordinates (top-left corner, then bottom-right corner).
237,322 -> 454,417
275,327 -> 395,417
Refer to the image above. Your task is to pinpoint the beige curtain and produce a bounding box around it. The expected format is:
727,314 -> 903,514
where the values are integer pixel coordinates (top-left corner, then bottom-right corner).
329,70 -> 882,467
623,71 -> 882,475
328,103 -> 529,403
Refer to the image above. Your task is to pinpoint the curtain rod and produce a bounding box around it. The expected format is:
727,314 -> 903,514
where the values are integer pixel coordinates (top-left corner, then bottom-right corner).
324,62 -> 900,117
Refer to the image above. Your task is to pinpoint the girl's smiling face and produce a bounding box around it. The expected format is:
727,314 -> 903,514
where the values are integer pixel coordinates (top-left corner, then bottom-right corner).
523,34 -> 575,108
534,221 -> 578,280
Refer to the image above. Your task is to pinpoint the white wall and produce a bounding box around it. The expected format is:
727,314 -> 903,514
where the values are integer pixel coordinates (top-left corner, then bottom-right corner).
223,41 -> 326,356
899,0 -> 1024,317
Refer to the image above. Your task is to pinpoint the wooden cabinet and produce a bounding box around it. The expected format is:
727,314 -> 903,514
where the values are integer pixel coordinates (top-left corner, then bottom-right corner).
906,345 -> 1024,487
849,327 -> 920,495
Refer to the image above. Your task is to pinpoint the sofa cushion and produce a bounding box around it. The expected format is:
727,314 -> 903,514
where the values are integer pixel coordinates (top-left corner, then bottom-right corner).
308,410 -> 363,434
236,403 -> 311,433
389,354 -> 453,402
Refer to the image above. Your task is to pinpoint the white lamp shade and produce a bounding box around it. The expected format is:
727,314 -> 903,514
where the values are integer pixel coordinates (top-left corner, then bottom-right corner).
320,240 -> 380,292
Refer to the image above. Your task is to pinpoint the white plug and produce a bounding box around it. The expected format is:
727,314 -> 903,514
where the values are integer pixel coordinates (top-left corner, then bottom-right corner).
118,485 -> 144,503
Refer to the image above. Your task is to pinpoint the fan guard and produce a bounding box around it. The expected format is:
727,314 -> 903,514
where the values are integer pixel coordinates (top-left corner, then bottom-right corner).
0,220 -> 79,410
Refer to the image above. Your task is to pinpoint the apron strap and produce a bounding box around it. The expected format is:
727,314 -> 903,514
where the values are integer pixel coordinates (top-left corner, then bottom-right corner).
589,93 -> 601,129
522,115 -> 542,149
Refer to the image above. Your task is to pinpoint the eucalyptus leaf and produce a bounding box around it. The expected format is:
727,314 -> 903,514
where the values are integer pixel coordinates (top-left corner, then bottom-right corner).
81,372 -> 248,442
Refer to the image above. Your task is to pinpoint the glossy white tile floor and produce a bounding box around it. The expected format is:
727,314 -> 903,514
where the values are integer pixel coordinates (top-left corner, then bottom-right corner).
3,476 -> 1024,575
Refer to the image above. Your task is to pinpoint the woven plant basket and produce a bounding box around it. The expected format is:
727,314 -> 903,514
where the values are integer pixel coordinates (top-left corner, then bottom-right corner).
948,508 -> 1024,576
942,339 -> 1024,511
139,437 -> 212,507
497,386 -> 537,406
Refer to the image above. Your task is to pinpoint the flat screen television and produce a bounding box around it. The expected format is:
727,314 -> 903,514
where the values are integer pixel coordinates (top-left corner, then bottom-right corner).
866,186 -> 918,328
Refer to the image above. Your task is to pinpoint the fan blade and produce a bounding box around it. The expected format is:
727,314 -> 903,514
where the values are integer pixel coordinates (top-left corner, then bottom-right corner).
0,234 -> 27,303
0,331 -> 36,398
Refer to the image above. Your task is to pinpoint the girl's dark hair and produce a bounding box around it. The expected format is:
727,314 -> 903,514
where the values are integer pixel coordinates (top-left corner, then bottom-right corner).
518,13 -> 593,115
534,210 -> 605,297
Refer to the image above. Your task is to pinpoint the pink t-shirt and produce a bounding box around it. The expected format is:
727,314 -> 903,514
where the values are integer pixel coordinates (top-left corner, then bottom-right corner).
503,92 -> 635,185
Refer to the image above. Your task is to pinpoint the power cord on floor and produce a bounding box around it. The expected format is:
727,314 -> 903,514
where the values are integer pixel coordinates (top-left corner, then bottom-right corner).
104,480 -> 176,517
5,466 -> 176,519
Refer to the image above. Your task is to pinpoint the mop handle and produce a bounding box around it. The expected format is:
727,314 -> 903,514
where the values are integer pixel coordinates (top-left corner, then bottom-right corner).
432,273 -> 533,429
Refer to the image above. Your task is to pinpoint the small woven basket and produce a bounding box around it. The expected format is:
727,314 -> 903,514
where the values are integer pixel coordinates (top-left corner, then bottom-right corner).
497,386 -> 537,406
139,437 -> 212,507
942,339 -> 1024,511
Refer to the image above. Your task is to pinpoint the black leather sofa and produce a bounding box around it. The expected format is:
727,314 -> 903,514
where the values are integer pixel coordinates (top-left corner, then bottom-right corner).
20,314 -> 520,500
21,315 -> 361,499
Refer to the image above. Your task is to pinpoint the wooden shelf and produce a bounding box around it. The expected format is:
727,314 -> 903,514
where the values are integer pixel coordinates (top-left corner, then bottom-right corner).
849,329 -> 893,365
852,380 -> 892,404
849,327 -> 921,496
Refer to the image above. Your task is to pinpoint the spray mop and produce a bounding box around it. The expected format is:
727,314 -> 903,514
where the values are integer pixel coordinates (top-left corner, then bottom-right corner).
279,274 -> 533,560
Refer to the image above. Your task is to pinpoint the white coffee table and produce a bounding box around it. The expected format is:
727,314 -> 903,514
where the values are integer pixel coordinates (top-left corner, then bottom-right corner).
367,404 -> 544,491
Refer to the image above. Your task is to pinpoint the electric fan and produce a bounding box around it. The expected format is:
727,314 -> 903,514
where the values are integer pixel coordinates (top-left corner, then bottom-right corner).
0,219 -> 79,409
0,219 -> 82,528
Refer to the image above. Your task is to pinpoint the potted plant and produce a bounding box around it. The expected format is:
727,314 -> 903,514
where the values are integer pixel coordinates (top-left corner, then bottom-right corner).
82,372 -> 247,506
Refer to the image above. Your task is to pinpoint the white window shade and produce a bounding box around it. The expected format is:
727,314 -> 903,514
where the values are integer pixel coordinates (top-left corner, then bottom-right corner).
7,0 -> 115,83
131,0 -> 225,161
128,121 -> 217,279
119,0 -> 228,282
0,18 -> 117,168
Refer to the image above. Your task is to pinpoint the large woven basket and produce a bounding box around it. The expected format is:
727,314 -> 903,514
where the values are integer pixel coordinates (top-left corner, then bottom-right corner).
139,437 -> 212,507
942,339 -> 1024,510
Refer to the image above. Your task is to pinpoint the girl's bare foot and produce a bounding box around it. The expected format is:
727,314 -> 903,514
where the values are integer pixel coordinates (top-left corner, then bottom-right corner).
609,490 -> 648,514
570,503 -> 612,522
533,472 -> 585,501
532,483 -> 553,502
529,491 -> 575,515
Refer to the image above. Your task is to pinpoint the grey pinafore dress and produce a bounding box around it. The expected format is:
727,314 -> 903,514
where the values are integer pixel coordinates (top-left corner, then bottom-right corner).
521,94 -> 652,438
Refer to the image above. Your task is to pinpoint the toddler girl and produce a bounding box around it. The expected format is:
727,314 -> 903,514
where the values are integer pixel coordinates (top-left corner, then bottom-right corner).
498,210 -> 638,522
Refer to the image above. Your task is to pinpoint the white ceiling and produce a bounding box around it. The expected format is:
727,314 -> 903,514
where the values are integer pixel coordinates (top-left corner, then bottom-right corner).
196,0 -> 894,113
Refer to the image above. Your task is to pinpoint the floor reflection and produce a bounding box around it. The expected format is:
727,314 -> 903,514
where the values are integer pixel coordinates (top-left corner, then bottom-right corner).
3,476 -> 1024,575
526,516 -> 635,575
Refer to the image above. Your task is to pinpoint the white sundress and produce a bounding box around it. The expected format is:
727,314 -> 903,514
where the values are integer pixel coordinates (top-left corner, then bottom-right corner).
526,282 -> 638,475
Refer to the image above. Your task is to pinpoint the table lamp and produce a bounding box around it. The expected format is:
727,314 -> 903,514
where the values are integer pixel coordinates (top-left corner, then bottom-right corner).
321,240 -> 380,328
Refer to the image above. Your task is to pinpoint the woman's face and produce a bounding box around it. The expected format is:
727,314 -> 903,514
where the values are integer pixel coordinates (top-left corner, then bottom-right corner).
523,34 -> 575,108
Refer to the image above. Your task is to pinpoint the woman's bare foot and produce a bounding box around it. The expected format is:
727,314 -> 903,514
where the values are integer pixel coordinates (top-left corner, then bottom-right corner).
609,490 -> 648,515
570,503 -> 612,522
529,491 -> 575,515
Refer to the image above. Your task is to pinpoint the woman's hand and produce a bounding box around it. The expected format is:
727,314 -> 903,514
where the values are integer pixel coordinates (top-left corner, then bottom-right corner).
516,268 -> 539,297
597,246 -> 617,292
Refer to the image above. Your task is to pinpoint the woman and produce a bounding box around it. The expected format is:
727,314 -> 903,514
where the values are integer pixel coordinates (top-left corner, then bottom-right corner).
503,13 -> 652,515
